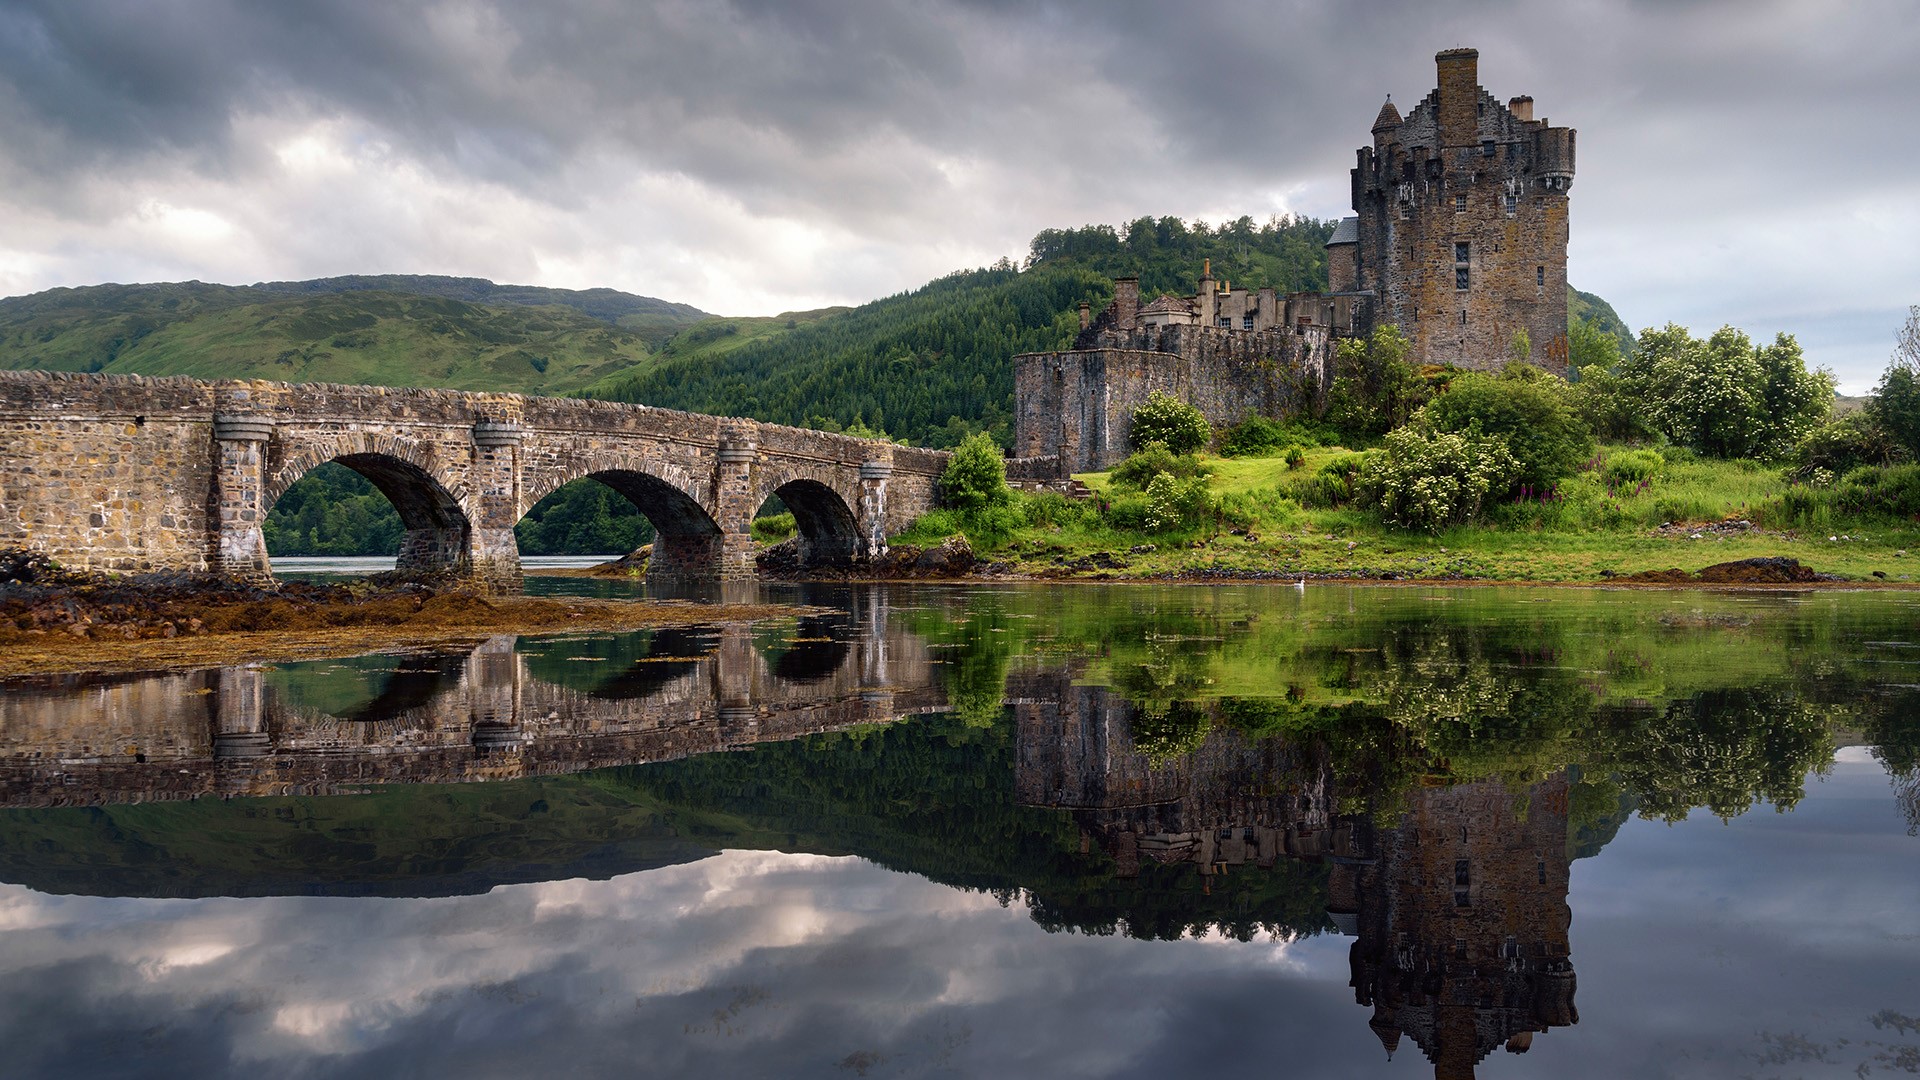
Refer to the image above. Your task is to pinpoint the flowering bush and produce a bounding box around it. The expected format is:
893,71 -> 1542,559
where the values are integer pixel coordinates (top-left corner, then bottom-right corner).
1362,428 -> 1519,532
1129,391 -> 1212,454
1143,470 -> 1213,532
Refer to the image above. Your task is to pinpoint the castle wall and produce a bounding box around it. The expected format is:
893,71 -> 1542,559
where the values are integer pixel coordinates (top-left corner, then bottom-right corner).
1015,325 -> 1330,474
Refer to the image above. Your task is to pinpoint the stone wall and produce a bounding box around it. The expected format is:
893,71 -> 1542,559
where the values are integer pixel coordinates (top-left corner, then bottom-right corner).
1014,327 -> 1330,474
0,371 -> 947,588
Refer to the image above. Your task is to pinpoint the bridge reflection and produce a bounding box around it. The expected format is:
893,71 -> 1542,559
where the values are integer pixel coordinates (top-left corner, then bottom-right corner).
0,606 -> 939,806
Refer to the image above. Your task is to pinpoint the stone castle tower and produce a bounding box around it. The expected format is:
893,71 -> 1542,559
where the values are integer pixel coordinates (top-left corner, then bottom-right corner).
1333,47 -> 1576,369
1011,46 -> 1576,479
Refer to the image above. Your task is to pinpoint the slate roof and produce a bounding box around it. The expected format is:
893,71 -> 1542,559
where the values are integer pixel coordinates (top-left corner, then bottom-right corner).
1372,96 -> 1403,132
1326,216 -> 1360,246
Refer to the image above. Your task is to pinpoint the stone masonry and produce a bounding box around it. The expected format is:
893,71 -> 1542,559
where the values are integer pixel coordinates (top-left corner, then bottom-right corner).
0,371 -> 946,592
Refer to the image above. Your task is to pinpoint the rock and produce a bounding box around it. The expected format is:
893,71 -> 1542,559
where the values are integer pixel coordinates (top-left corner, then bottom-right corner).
1694,557 -> 1818,583
755,537 -> 804,573
913,536 -> 975,576
1129,544 -> 1157,555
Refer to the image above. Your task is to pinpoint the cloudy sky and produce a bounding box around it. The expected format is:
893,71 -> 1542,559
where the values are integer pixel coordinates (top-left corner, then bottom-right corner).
2,0 -> 1916,389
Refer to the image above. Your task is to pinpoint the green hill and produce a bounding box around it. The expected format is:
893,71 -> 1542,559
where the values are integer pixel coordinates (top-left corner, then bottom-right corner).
0,276 -> 714,394
588,217 -> 1343,447
1571,286 -> 1633,353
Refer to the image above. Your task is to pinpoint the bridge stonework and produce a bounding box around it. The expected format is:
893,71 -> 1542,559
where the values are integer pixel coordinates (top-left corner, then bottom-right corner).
0,372 -> 947,591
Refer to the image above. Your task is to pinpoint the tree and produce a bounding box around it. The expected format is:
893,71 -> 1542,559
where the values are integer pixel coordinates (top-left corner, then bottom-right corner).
940,431 -> 1010,510
1623,323 -> 1831,459
1419,370 -> 1594,489
1325,324 -> 1426,438
1129,391 -> 1211,454
1868,305 -> 1920,457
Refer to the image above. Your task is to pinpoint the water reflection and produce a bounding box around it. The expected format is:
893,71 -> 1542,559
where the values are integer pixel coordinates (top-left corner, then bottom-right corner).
1,584 -> 1917,1077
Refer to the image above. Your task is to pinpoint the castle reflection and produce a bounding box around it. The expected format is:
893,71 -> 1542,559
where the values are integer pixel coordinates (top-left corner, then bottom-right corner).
6,616 -> 1580,1077
1013,674 -> 1577,1076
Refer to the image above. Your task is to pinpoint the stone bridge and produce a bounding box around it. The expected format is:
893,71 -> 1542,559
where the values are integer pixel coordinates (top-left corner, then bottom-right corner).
0,371 -> 950,591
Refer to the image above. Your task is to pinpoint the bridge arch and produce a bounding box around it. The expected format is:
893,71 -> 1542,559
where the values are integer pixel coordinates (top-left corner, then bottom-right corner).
751,468 -> 863,567
520,456 -> 724,585
265,434 -> 476,578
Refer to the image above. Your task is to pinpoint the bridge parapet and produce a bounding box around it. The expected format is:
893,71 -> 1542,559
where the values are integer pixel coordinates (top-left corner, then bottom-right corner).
0,371 -> 949,590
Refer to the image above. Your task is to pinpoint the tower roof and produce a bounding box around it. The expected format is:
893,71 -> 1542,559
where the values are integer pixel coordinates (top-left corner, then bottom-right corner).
1326,216 -> 1359,247
1372,96 -> 1403,132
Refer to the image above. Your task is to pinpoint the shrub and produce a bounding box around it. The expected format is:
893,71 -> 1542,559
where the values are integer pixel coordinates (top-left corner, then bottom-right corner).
1112,440 -> 1211,489
1217,416 -> 1335,457
1834,463 -> 1920,518
1284,446 -> 1307,470
1419,371 -> 1593,489
1601,449 -> 1666,488
940,431 -> 1009,509
1623,323 -> 1833,459
1105,493 -> 1153,531
751,512 -> 796,543
1787,413 -> 1906,481
1144,471 -> 1214,532
1362,428 -> 1519,533
1019,491 -> 1092,529
1129,390 -> 1211,454
1290,450 -> 1379,508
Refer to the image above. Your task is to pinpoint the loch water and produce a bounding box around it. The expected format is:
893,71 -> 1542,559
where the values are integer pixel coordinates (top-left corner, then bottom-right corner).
0,581 -> 1916,1079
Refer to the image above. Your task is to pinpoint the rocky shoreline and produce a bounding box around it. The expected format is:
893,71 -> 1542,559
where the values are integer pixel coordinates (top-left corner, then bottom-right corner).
0,550 -> 809,677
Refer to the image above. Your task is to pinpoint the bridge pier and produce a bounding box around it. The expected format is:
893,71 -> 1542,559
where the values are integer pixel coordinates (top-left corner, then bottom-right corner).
858,458 -> 893,559
468,421 -> 526,593
211,415 -> 276,580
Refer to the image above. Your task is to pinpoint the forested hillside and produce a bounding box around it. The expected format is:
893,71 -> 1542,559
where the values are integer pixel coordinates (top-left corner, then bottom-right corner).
590,216 -> 1342,447
0,276 -> 712,393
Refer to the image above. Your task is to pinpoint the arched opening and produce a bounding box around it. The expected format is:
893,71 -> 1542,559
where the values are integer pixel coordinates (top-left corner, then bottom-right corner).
263,454 -> 471,577
753,479 -> 860,569
518,468 -> 724,585
521,626 -> 716,701
264,651 -> 469,724
754,612 -> 852,684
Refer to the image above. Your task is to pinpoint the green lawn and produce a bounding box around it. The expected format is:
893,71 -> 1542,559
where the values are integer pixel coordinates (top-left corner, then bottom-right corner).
901,445 -> 1920,583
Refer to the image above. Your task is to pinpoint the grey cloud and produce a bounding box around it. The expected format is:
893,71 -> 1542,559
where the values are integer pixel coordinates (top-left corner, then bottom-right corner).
1,0 -> 1917,385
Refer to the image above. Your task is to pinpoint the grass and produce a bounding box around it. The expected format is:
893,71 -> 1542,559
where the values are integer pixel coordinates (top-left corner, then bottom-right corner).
890,444 -> 1920,584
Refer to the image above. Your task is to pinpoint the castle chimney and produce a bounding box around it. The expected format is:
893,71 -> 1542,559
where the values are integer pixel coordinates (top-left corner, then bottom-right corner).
1509,95 -> 1534,122
1113,277 -> 1140,328
1078,301 -> 1090,330
1435,47 -> 1480,142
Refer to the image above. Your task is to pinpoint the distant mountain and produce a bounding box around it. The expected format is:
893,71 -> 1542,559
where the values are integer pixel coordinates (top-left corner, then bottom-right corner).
0,275 -> 713,394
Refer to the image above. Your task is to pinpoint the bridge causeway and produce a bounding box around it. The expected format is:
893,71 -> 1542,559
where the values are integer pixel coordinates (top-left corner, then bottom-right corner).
0,372 -> 949,591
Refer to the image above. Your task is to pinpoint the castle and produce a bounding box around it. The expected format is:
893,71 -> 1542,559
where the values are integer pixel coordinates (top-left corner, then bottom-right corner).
1013,48 -> 1576,477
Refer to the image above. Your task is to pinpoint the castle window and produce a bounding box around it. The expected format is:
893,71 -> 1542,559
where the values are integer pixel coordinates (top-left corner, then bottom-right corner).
1242,314 -> 1254,330
1454,890 -> 1471,908
1455,859 -> 1470,886
1454,194 -> 1467,211
1481,139 -> 1495,157
1538,859 -> 1547,884
1217,317 -> 1231,328
1454,241 -> 1470,263
1505,193 -> 1518,215
1456,267 -> 1470,290
1537,266 -> 1545,286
